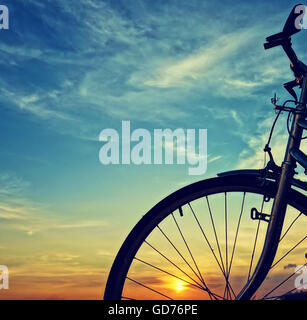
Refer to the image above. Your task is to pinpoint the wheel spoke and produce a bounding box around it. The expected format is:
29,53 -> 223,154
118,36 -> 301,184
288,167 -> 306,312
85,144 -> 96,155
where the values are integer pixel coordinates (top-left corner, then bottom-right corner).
171,213 -> 214,299
134,257 -> 205,291
227,192 -> 246,297
279,212 -> 303,243
225,193 -> 229,277
224,193 -> 246,299
126,277 -> 173,300
144,240 -> 204,289
189,201 -> 236,298
261,262 -> 307,299
278,280 -> 307,298
223,192 -> 231,299
189,202 -> 224,275
205,196 -> 226,276
270,235 -> 307,269
121,296 -> 137,300
133,257 -> 223,299
156,224 -> 205,287
248,196 -> 265,280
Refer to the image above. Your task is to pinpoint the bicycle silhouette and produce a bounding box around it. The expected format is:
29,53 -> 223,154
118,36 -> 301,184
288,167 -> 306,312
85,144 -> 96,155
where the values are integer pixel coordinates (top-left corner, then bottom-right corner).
104,5 -> 307,300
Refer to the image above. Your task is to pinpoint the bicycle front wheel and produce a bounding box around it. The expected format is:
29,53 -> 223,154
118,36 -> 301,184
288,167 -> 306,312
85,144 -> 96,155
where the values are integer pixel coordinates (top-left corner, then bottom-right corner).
104,174 -> 307,300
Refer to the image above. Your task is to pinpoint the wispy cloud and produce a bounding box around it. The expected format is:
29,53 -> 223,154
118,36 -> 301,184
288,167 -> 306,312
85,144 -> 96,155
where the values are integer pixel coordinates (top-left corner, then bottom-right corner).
237,116 -> 287,169
1,1 -> 306,300
0,173 -> 35,220
54,220 -> 107,230
40,253 -> 80,264
140,29 -> 259,89
0,173 -> 30,196
237,113 -> 307,172
5,216 -> 108,236
0,204 -> 28,220
0,0 -> 290,138
0,171 -> 107,235
208,155 -> 223,163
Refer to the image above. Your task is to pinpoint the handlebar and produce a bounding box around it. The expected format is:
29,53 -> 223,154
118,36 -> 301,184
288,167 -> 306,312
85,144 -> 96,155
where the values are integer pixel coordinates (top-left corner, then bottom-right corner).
263,4 -> 307,102
281,39 -> 299,69
264,4 -> 305,74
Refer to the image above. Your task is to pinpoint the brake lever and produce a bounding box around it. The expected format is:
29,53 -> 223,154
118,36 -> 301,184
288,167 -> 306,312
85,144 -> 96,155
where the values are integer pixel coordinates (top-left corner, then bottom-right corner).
284,79 -> 299,103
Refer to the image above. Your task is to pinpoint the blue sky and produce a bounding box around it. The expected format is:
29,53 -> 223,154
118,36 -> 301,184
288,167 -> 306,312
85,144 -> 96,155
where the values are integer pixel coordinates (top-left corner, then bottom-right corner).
0,0 -> 307,298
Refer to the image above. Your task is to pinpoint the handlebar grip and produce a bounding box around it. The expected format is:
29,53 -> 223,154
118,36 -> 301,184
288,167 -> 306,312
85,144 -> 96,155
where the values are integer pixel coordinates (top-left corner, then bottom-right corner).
266,31 -> 286,42
264,31 -> 289,50
264,41 -> 282,50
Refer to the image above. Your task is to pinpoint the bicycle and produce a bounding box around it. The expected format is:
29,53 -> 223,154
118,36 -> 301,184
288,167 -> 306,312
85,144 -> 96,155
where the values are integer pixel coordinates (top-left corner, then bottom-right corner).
104,5 -> 307,300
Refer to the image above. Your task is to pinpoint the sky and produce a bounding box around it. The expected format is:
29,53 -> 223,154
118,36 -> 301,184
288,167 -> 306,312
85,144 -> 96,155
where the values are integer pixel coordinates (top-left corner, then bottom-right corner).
0,0 -> 306,299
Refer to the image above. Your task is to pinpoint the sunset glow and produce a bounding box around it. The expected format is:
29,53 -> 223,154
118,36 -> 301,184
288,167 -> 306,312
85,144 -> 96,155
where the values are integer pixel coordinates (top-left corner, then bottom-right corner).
174,281 -> 185,292
0,1 -> 306,300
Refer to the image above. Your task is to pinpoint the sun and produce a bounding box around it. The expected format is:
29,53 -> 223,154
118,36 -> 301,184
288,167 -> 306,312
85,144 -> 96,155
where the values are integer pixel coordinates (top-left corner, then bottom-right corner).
174,280 -> 185,292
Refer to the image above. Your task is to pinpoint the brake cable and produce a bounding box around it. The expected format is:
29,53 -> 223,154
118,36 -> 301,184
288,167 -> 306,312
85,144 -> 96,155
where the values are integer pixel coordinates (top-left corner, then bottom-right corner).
263,96 -> 307,170
263,108 -> 282,170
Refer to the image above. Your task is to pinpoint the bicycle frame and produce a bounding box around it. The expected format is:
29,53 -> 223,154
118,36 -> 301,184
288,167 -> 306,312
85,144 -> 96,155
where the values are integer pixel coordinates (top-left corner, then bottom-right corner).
233,75 -> 307,299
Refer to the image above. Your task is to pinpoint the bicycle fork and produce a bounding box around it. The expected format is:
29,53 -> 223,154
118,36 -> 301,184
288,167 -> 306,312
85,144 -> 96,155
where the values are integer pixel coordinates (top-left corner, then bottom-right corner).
237,76 -> 307,300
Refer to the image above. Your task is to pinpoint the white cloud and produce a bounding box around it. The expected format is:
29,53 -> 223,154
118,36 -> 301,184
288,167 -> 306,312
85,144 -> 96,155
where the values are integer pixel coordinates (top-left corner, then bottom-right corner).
96,249 -> 113,257
225,79 -> 260,88
0,173 -> 107,234
0,173 -> 35,220
140,30 -> 255,89
237,114 -> 307,173
55,220 -> 107,229
0,0 -> 294,144
20,95 -> 40,105
208,155 -> 223,163
0,204 -> 28,220
0,173 -> 30,196
40,253 -> 80,264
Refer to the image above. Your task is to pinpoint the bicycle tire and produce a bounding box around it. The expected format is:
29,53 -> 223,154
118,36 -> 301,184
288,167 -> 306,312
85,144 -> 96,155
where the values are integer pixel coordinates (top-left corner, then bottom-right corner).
104,174 -> 307,300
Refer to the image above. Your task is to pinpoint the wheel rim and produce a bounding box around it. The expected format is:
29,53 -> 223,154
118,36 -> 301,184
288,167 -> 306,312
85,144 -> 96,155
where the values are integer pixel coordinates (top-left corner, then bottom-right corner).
104,176 -> 307,300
